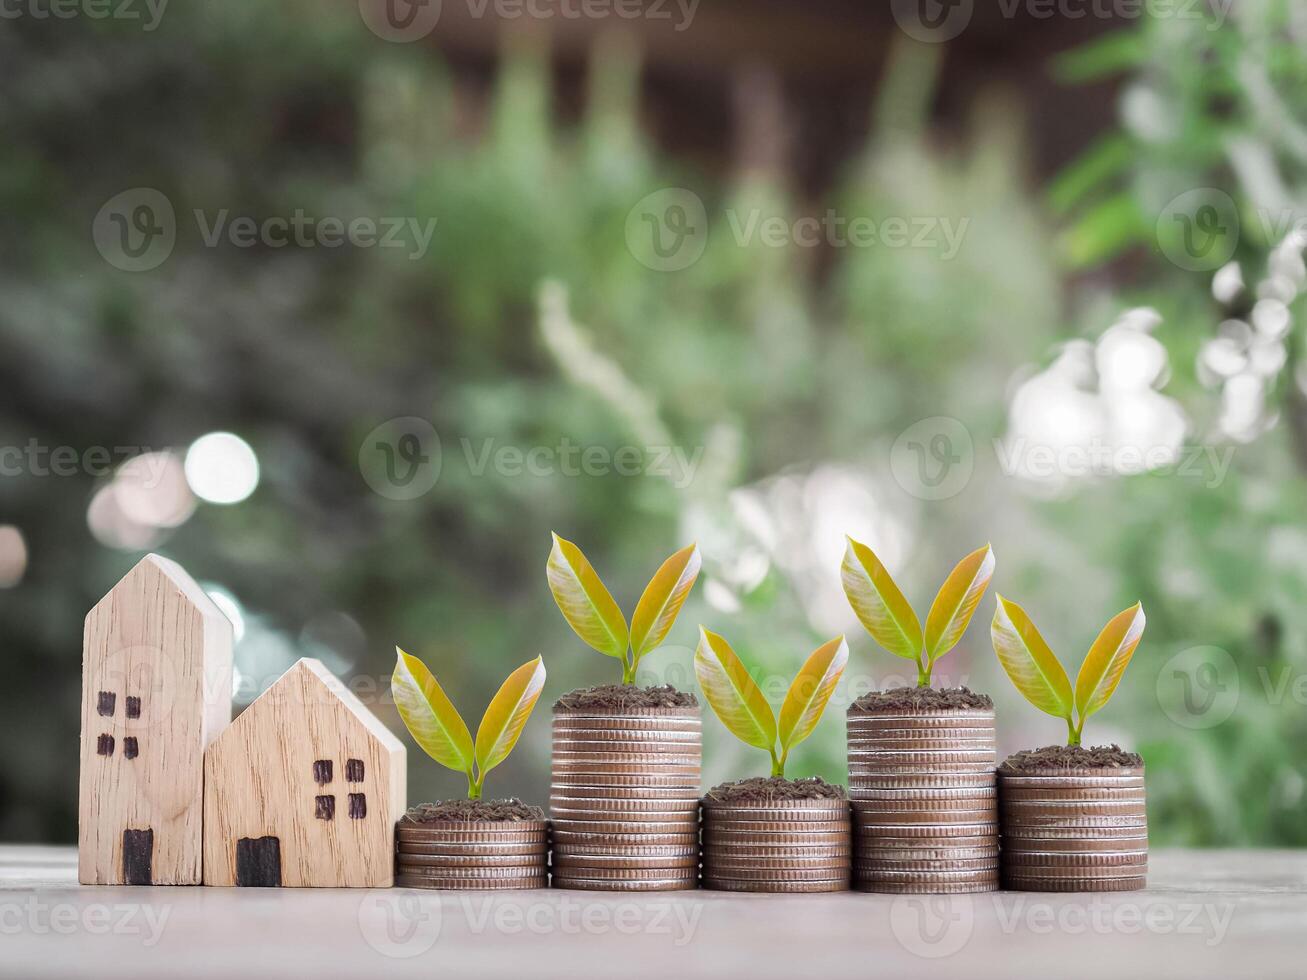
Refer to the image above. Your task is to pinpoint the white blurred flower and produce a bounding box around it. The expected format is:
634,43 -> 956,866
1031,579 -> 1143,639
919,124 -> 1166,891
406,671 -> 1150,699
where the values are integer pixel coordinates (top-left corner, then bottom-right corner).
1247,340 -> 1288,377
724,465 -> 910,635
1212,261 -> 1244,304
1251,298 -> 1291,340
1104,390 -> 1187,473
1097,324 -> 1168,391
1003,308 -> 1187,487
1197,337 -> 1249,387
1220,373 -> 1267,443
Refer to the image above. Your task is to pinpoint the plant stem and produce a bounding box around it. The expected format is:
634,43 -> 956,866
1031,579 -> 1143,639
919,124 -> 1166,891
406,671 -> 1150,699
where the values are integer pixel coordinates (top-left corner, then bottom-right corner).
1066,717 -> 1081,747
770,748 -> 785,778
621,648 -> 636,685
917,655 -> 931,688
467,771 -> 482,800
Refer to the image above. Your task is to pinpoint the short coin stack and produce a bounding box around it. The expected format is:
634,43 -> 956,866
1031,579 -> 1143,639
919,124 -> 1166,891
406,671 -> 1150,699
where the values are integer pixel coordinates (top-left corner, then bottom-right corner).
394,820 -> 549,889
999,764 -> 1147,892
701,795 -> 850,893
847,704 -> 999,893
550,706 -> 702,891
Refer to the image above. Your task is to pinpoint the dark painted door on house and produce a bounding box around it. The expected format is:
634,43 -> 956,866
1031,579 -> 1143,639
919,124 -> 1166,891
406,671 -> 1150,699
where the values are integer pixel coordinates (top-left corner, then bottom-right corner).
235,836 -> 282,887
122,828 -> 153,885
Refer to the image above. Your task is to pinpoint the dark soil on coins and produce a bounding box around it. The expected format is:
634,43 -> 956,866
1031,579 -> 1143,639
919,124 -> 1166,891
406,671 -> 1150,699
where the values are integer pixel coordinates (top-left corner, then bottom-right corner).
554,684 -> 699,710
401,799 -> 546,823
850,686 -> 993,712
999,744 -> 1143,773
704,776 -> 847,803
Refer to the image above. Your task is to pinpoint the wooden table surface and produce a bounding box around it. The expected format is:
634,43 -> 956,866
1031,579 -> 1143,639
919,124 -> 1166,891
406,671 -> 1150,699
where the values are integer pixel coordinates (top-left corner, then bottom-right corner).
2,846 -> 1303,979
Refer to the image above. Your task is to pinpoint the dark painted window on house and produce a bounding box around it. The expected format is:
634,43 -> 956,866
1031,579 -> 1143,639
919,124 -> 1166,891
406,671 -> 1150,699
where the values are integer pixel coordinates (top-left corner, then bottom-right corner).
348,793 -> 366,819
345,759 -> 364,782
97,692 -> 116,717
313,760 -> 333,785
123,737 -> 139,759
96,734 -> 114,755
315,795 -> 335,820
125,696 -> 141,719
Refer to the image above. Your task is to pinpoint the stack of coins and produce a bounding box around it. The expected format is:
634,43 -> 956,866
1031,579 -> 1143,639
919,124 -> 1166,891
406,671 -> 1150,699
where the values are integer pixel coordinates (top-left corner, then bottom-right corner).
1000,765 -> 1147,892
701,796 -> 850,893
847,706 -> 999,893
394,820 -> 549,889
550,706 -> 701,891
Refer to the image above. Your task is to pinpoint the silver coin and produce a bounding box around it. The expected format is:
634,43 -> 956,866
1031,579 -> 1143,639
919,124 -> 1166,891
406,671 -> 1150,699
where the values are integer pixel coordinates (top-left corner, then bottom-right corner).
551,875 -> 698,892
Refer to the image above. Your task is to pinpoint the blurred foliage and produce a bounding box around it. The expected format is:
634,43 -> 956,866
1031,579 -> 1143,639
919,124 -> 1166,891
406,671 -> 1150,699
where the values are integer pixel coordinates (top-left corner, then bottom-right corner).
1037,0 -> 1307,846
1,1 -> 1305,848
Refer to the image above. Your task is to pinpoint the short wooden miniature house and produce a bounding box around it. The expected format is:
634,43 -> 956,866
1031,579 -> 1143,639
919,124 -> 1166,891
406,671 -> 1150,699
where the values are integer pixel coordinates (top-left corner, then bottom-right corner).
79,554 -> 234,885
203,657 -> 405,887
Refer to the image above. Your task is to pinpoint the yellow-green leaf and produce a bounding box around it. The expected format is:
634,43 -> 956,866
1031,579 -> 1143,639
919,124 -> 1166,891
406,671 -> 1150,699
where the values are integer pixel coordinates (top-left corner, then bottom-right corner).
990,596 -> 1073,720
924,544 -> 996,664
1075,602 -> 1145,721
778,636 -> 848,752
630,543 -> 701,660
391,647 -> 475,775
840,536 -> 923,660
694,627 -> 776,751
474,656 -> 546,779
547,533 -> 628,659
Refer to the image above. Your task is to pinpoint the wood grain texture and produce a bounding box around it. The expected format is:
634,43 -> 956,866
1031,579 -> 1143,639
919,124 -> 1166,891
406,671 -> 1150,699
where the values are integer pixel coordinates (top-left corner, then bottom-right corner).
203,658 -> 406,888
78,554 -> 234,885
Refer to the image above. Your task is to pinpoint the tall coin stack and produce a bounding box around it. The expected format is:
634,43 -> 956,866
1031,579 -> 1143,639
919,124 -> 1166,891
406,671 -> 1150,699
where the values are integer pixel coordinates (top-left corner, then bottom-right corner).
394,820 -> 549,889
550,706 -> 701,891
999,764 -> 1147,891
701,796 -> 851,893
847,705 -> 999,893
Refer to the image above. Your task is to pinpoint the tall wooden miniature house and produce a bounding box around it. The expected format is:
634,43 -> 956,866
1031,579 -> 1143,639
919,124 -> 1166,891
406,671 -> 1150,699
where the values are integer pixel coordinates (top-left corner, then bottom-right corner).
203,658 -> 405,887
79,554 -> 234,885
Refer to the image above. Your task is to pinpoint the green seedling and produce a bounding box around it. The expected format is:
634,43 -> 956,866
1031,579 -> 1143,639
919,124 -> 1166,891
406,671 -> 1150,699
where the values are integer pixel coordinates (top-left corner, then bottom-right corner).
841,536 -> 996,687
694,627 -> 848,778
391,648 -> 546,800
546,533 -> 701,685
990,596 -> 1145,746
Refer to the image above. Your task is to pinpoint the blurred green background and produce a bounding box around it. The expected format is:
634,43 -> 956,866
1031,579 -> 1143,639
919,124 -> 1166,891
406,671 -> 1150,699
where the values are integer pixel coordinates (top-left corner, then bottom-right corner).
2,0 -> 1305,847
